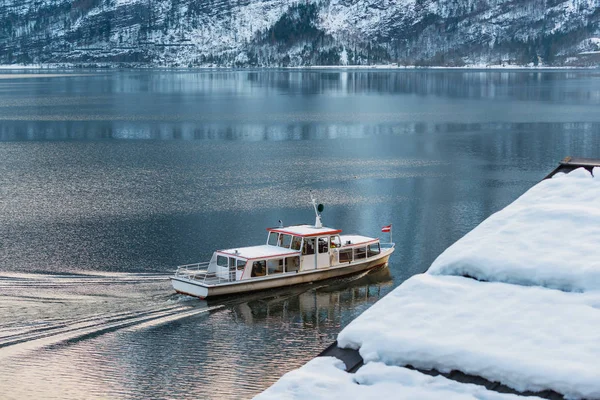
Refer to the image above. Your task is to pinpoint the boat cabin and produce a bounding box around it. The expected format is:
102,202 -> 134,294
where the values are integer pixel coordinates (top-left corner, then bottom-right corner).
207,225 -> 382,283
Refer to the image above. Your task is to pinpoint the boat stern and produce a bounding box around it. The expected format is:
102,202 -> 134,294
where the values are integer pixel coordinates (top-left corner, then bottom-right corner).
171,277 -> 210,299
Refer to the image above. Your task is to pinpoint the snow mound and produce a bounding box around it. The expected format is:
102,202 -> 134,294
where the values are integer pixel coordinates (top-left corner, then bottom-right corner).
337,274 -> 600,399
427,167 -> 600,292
255,356 -> 542,400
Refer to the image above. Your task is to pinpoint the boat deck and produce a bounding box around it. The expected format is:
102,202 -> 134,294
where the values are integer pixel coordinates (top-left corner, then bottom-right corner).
174,263 -> 235,286
185,273 -> 233,285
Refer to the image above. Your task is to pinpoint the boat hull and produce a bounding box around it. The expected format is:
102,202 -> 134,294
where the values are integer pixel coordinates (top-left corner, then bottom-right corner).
171,248 -> 393,299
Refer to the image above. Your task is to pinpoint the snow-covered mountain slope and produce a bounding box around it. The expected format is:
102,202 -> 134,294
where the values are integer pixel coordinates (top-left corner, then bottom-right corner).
1,0 -> 600,66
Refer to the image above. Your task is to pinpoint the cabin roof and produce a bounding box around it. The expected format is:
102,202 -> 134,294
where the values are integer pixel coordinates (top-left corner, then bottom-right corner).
217,245 -> 300,260
267,224 -> 342,237
339,235 -> 378,246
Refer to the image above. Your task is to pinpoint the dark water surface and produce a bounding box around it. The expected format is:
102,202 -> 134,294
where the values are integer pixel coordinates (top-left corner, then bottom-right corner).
1,69 -> 599,399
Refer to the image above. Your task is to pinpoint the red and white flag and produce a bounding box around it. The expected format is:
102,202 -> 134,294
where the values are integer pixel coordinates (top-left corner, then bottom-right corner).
381,224 -> 392,232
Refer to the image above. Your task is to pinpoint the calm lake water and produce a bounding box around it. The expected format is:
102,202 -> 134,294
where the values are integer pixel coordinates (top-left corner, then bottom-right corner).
1,69 -> 599,399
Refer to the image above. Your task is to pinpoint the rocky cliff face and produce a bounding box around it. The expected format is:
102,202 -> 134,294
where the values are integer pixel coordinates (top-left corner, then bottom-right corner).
1,0 -> 600,66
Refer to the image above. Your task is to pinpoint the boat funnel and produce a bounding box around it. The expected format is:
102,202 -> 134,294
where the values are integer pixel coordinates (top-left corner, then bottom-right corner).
310,191 -> 324,228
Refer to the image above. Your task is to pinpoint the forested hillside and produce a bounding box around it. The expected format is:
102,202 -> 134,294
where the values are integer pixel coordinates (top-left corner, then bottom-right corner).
1,0 -> 599,66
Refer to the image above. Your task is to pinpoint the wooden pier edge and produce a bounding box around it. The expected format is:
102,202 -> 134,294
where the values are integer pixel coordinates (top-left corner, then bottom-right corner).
316,157 -> 600,400
542,156 -> 600,180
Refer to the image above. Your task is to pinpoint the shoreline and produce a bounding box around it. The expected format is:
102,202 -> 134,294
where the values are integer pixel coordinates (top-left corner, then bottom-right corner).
0,63 -> 598,71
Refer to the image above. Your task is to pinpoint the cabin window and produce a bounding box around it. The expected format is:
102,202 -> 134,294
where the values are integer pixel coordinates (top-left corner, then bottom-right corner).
268,232 -> 279,246
279,234 -> 292,248
286,256 -> 300,272
290,236 -> 302,251
354,247 -> 367,260
303,238 -> 315,255
267,259 -> 284,275
330,236 -> 341,248
318,237 -> 329,253
217,255 -> 228,267
251,260 -> 266,277
367,243 -> 380,257
237,259 -> 246,271
339,249 -> 352,263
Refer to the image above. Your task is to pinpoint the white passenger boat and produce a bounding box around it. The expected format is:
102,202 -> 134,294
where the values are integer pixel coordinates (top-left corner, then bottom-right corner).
171,197 -> 395,299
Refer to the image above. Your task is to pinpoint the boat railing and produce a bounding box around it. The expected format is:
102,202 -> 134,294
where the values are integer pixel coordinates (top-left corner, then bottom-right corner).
175,262 -> 210,277
380,242 -> 395,250
174,262 -> 235,285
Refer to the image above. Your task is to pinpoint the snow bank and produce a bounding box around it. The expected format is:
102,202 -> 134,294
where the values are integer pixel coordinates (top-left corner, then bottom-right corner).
337,274 -> 600,399
260,165 -> 600,400
428,167 -> 600,292
255,357 -> 541,400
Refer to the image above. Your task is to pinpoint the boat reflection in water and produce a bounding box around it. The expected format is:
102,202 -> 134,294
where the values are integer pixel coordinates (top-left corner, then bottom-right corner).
214,266 -> 394,326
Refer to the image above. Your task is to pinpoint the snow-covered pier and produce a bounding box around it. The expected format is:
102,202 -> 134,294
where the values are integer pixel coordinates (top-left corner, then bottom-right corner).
256,157 -> 600,400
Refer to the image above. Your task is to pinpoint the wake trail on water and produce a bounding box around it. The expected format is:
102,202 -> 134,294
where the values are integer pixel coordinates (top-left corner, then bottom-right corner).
0,266 -> 390,360
0,272 -> 222,358
0,271 -> 170,288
